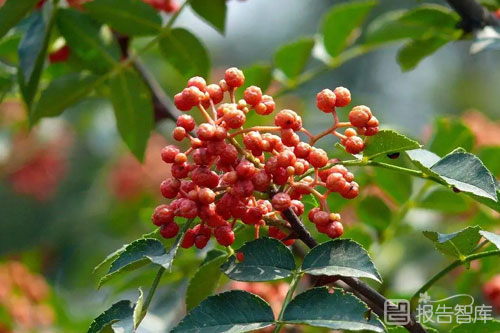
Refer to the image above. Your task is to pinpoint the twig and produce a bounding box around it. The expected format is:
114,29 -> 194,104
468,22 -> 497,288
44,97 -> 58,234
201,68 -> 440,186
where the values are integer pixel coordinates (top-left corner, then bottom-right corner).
446,0 -> 500,31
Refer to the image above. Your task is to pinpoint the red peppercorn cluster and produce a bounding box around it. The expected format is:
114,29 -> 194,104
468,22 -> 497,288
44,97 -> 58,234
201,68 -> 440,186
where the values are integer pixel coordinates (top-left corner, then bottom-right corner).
152,67 -> 379,249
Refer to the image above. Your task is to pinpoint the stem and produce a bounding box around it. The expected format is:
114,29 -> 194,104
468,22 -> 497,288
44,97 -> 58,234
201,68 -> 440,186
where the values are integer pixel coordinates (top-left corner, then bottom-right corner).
274,272 -> 302,332
228,126 -> 281,138
138,266 -> 165,325
410,250 -> 500,309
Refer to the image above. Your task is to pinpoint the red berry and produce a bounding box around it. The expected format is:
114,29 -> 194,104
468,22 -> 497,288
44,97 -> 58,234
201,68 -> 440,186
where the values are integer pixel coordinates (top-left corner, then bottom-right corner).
242,207 -> 263,224
274,109 -> 302,130
214,225 -> 235,246
181,229 -> 196,248
224,108 -> 246,129
252,170 -> 271,191
161,145 -> 180,163
326,172 -> 347,193
244,86 -> 262,106
173,126 -> 186,141
224,67 -> 245,88
187,76 -> 206,92
290,200 -> 304,216
48,45 -> 70,63
152,205 -> 174,226
281,129 -> 300,147
171,162 -> 190,179
333,87 -> 351,107
326,221 -> 343,239
236,252 -> 244,262
313,210 -> 330,226
316,89 -> 336,113
277,150 -> 296,168
160,222 -> 179,238
196,123 -> 216,141
182,86 -> 203,106
174,93 -> 192,111
308,207 -> 320,223
177,114 -> 195,132
308,148 -> 328,168
345,136 -> 364,154
272,192 -> 291,211
294,142 -> 311,158
199,187 -> 215,204
341,181 -> 359,199
236,160 -> 257,179
160,178 -> 181,198
205,84 -> 223,104
349,105 -> 372,128
272,167 -> 288,185
195,235 -> 209,249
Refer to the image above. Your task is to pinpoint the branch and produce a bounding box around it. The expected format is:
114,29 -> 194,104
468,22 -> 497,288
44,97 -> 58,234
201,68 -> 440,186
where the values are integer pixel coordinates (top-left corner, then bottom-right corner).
445,0 -> 500,31
281,205 -> 427,333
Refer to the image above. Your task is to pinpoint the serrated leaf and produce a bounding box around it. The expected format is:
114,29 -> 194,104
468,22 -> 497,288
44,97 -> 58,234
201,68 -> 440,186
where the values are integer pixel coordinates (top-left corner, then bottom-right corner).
431,150 -> 498,201
221,237 -> 296,282
406,148 -> 440,175
419,188 -> 469,213
190,0 -> 227,34
301,239 -> 381,283
450,319 -> 500,332
159,28 -> 210,79
363,129 -> 421,160
356,196 -> 391,230
322,0 -> 377,57
172,290 -> 274,333
0,0 -> 39,39
429,118 -> 475,156
87,300 -> 134,333
282,288 -> 385,332
479,230 -> 500,251
397,36 -> 449,71
274,37 -> 314,80
186,252 -> 227,311
99,238 -> 166,287
31,73 -> 97,124
57,8 -> 119,74
18,4 -> 55,108
132,288 -> 143,329
423,226 -> 482,259
109,68 -> 154,161
84,0 -> 162,36
364,5 -> 459,45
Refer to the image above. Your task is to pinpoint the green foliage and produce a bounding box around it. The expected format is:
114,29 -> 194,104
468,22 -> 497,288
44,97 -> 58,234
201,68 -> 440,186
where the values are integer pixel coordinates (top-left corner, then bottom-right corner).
108,68 -> 154,161
373,166 -> 412,204
423,226 -> 481,259
478,146 -> 500,176
83,0 -> 162,36
450,320 -> 500,332
356,195 -> 392,230
132,288 -> 144,330
274,37 -> 315,80
191,0 -> 227,34
301,239 -> 381,283
419,188 -> 469,213
221,238 -> 296,281
87,300 -> 134,333
31,73 -> 98,124
159,28 -> 210,79
363,129 -> 421,159
479,230 -> 500,251
98,238 -> 165,287
397,36 -> 449,71
186,251 -> 227,311
172,290 -> 275,333
282,288 -> 385,332
429,118 -> 475,157
56,8 -> 119,74
0,0 -> 39,39
322,0 -> 377,58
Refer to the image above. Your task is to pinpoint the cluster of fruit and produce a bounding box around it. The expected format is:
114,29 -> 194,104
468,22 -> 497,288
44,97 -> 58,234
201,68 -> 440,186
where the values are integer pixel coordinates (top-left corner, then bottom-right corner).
152,67 -> 379,249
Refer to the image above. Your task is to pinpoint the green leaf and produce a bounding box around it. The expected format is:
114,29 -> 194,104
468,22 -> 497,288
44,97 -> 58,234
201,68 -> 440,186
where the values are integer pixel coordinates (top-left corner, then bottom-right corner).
87,300 -> 134,333
478,146 -> 500,176
479,230 -> 500,251
364,5 -> 459,45
406,148 -> 440,175
18,5 -> 55,108
431,149 -> 498,201
186,252 -> 227,311
423,226 -> 482,259
0,34 -> 22,65
419,188 -> 469,213
172,290 -> 274,333
109,68 -> 154,161
356,195 -> 391,230
190,0 -> 227,34
274,37 -> 314,80
83,0 -> 161,36
451,320 -> 500,332
0,0 -> 39,39
98,238 -> 166,287
159,28 -> 210,79
397,36 -> 449,71
242,64 -> 272,93
31,73 -> 97,124
301,239 -> 382,283
57,8 -> 119,73
282,287 -> 385,332
221,237 -> 296,282
373,166 -> 412,204
132,288 -> 143,329
363,129 -> 421,160
429,118 -> 475,157
322,0 -> 377,57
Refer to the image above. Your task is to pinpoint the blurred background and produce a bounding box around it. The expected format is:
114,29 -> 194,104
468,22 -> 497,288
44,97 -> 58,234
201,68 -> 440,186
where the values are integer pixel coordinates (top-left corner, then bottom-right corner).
1,0 -> 499,331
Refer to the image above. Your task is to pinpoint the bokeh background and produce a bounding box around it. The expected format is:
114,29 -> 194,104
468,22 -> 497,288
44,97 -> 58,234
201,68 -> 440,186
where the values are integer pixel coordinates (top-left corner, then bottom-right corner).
1,0 -> 500,331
